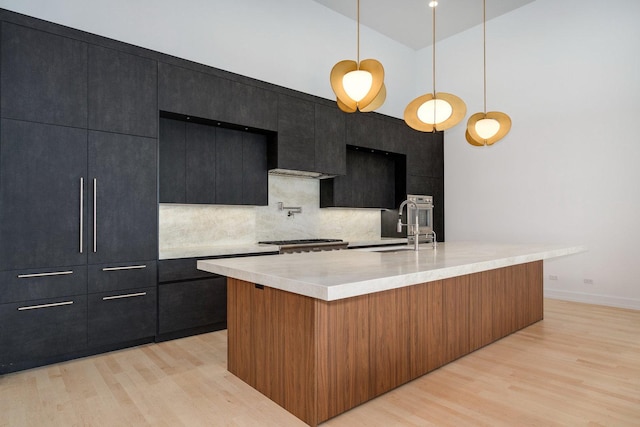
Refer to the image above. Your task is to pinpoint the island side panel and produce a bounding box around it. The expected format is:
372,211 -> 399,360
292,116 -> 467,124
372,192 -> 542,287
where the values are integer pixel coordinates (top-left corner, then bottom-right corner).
227,279 -> 317,426
442,274 -> 471,365
316,295 -> 370,423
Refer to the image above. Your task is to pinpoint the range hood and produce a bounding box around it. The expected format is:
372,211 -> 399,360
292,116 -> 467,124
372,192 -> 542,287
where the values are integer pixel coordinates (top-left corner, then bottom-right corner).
268,168 -> 336,180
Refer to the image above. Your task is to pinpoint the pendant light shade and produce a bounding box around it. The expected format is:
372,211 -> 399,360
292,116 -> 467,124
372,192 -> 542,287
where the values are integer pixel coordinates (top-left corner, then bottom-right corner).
404,3 -> 466,132
330,0 -> 386,113
466,0 -> 511,146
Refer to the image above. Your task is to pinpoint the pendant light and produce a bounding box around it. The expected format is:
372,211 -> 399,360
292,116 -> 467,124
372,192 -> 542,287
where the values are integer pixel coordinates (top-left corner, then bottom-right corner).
330,0 -> 386,113
405,1 -> 466,132
466,0 -> 511,146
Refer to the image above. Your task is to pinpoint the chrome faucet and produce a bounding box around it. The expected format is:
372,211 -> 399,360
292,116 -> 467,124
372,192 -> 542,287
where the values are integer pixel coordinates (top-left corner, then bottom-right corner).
397,199 -> 420,251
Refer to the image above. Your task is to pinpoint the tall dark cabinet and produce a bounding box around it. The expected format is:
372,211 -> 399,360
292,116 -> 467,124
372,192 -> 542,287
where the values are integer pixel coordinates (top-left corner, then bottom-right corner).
0,21 -> 158,373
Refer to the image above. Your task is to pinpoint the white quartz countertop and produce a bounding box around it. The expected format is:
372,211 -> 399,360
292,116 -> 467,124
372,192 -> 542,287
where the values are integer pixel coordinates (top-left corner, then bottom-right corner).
197,241 -> 587,301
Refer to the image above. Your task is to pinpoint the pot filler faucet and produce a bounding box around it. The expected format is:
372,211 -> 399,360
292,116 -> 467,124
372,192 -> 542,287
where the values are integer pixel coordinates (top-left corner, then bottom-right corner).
397,199 -> 437,251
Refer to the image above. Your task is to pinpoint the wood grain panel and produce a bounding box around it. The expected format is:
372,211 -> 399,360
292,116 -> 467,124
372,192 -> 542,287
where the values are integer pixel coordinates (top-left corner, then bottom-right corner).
527,261 -> 544,324
443,274 -> 470,364
469,271 -> 493,352
426,280 -> 444,372
369,287 -> 412,397
316,295 -> 370,423
253,285 -> 284,407
281,288 -> 317,425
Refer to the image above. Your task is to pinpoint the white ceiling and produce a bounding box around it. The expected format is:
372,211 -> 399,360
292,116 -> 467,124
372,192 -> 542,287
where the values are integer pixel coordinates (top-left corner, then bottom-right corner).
311,0 -> 536,50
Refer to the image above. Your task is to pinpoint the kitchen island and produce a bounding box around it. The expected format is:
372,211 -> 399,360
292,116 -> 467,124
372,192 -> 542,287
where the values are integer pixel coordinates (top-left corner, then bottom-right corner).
198,242 -> 585,426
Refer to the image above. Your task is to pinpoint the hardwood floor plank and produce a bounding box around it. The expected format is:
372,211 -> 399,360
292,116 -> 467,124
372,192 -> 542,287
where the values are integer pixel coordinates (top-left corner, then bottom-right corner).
0,299 -> 638,426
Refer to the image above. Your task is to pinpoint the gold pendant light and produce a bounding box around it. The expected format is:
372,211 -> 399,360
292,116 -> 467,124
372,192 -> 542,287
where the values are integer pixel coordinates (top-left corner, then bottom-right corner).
466,0 -> 511,146
330,0 -> 386,113
405,2 -> 466,132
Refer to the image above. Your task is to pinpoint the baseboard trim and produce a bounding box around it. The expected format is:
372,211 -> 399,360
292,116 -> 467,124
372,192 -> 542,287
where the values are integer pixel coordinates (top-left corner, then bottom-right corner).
544,289 -> 640,310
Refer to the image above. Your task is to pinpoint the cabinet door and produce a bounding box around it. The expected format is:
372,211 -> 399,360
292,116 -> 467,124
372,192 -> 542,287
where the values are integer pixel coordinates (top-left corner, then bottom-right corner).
185,121 -> 217,204
88,286 -> 156,348
406,130 -> 443,178
159,117 -> 187,203
346,112 -> 384,151
242,132 -> 268,205
158,62 -> 277,131
276,94 -> 315,171
88,131 -> 157,264
314,104 -> 346,176
215,127 -> 243,205
0,22 -> 87,128
158,276 -> 227,335
0,295 -> 87,371
0,119 -> 87,270
88,45 -> 158,137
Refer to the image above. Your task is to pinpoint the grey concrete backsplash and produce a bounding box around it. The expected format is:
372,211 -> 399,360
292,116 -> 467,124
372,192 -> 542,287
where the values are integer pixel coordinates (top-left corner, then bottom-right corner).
159,175 -> 380,250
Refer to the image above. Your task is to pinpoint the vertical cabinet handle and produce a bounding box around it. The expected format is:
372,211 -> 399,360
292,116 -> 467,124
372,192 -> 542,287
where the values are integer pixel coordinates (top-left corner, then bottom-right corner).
93,178 -> 97,253
79,177 -> 84,253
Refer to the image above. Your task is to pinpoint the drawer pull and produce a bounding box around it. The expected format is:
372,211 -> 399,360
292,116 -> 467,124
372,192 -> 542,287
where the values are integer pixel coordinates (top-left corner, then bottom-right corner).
102,292 -> 147,301
17,271 -> 74,279
18,301 -> 74,311
102,265 -> 147,272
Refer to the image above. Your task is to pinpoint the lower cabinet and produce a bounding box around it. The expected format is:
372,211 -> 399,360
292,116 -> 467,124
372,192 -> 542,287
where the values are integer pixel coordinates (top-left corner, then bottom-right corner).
0,295 -> 88,373
158,277 -> 227,335
157,257 -> 228,340
88,286 -> 157,348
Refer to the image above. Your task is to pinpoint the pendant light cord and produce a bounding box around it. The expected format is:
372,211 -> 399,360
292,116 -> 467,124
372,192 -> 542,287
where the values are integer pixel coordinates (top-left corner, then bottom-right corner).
432,5 -> 436,96
356,0 -> 361,68
483,0 -> 487,114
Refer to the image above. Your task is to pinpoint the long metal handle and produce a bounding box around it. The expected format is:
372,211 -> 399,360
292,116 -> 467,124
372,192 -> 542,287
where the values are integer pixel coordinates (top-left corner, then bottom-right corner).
80,177 -> 84,253
93,178 -> 97,253
102,292 -> 147,301
102,265 -> 147,272
18,271 -> 74,279
18,301 -> 73,311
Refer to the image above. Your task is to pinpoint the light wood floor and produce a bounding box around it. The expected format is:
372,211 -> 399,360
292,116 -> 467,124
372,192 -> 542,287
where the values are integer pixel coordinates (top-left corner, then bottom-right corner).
1,299 -> 639,426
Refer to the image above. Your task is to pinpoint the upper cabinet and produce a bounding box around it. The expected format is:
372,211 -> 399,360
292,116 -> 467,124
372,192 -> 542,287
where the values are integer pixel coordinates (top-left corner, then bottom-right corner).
346,112 -> 406,154
272,94 -> 346,176
88,45 -> 158,138
406,129 -> 443,178
0,22 -> 87,127
158,62 -> 278,131
159,117 -> 268,206
320,147 -> 400,209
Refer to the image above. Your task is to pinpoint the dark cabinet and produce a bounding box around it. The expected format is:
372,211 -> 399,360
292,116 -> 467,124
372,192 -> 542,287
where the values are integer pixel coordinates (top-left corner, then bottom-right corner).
273,95 -> 347,176
0,119 -> 88,271
88,131 -> 158,264
275,94 -> 315,172
0,266 -> 87,304
320,147 -> 397,209
158,62 -> 278,131
0,295 -> 88,373
215,127 -> 244,205
0,22 -> 87,128
159,117 -> 268,205
314,103 -> 346,176
157,258 -> 228,340
88,286 -> 157,348
88,45 -> 158,137
406,130 -> 443,178
346,112 -> 404,154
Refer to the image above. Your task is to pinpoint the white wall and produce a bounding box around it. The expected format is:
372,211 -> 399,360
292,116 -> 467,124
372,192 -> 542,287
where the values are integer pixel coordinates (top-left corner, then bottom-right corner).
432,0 -> 640,309
2,0 -> 638,308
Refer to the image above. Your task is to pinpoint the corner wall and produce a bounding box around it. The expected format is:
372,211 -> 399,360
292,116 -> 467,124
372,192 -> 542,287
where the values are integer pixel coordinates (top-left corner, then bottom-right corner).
432,0 -> 640,309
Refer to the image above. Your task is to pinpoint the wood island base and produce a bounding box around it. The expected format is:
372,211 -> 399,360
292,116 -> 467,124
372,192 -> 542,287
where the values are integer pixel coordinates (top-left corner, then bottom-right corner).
227,261 -> 543,426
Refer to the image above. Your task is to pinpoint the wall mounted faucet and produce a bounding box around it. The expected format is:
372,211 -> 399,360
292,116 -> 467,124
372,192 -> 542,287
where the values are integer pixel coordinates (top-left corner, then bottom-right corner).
277,202 -> 302,217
